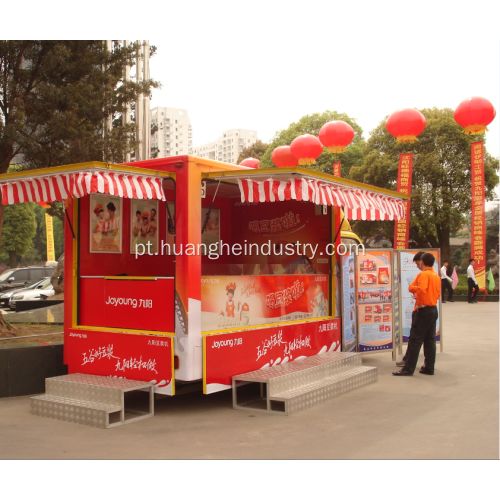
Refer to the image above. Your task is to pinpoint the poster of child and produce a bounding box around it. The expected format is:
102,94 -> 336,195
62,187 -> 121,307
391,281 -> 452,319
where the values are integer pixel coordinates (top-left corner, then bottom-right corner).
90,194 -> 122,253
311,284 -> 328,317
130,199 -> 159,254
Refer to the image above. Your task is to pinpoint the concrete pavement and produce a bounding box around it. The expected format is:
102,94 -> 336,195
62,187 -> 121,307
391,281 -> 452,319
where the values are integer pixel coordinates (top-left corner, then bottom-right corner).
0,302 -> 498,459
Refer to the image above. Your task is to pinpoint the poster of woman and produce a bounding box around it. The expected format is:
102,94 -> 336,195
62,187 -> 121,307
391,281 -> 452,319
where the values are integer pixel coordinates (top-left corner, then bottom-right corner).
130,199 -> 159,254
90,194 -> 122,253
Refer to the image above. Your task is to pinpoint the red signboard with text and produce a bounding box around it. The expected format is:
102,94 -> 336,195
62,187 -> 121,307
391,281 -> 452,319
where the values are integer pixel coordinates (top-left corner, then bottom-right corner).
204,318 -> 341,394
394,153 -> 413,250
201,274 -> 329,331
66,329 -> 174,395
333,162 -> 342,177
79,277 -> 175,332
471,142 -> 486,289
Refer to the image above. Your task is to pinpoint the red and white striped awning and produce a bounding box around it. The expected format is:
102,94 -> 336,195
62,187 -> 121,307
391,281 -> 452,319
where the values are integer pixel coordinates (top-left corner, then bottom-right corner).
1,171 -> 166,205
237,177 -> 406,221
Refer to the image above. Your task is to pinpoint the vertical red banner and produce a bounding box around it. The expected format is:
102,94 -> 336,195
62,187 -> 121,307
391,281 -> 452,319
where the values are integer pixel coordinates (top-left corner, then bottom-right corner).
393,153 -> 413,250
333,162 -> 341,177
471,142 -> 486,290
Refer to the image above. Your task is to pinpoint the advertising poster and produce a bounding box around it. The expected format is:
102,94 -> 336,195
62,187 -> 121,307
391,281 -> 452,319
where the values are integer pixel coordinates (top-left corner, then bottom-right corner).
471,142 -> 486,289
201,274 -> 329,332
356,251 -> 393,352
66,329 -> 174,395
204,318 -> 341,393
89,194 -> 122,253
130,199 -> 159,254
341,254 -> 356,352
202,207 -> 220,253
399,250 -> 441,342
393,252 -> 401,349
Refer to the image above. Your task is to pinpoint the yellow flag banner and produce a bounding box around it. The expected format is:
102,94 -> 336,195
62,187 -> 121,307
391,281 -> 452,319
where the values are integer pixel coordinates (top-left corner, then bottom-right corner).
471,142 -> 486,290
45,213 -> 55,261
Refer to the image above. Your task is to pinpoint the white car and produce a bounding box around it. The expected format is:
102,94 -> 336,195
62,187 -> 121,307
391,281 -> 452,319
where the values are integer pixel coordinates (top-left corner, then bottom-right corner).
9,279 -> 55,309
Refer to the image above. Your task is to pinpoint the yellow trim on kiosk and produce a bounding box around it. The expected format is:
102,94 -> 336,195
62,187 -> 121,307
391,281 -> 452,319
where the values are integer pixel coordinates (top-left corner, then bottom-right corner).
71,325 -> 175,337
0,161 -> 175,181
171,340 -> 176,396
203,166 -> 411,200
202,315 -> 335,336
72,200 -> 79,328
202,337 -> 207,395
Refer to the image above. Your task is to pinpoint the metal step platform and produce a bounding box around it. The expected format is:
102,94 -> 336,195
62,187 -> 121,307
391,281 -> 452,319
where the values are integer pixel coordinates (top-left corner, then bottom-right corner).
30,373 -> 154,429
232,352 -> 377,416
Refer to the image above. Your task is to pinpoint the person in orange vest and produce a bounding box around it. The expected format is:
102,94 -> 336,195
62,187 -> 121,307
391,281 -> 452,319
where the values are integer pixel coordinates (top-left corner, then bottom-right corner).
393,252 -> 441,376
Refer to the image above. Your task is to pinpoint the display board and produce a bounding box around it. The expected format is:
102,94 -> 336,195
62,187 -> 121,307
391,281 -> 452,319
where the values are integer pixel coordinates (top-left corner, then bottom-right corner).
341,254 -> 357,352
393,252 -> 401,352
203,318 -> 341,394
65,329 -> 174,395
397,249 -> 442,348
356,250 -> 394,353
201,274 -> 329,332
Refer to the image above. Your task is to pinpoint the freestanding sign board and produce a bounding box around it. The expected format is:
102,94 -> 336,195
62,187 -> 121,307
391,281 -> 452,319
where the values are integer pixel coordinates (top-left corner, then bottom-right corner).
396,249 -> 443,352
340,253 -> 357,352
355,250 -> 395,356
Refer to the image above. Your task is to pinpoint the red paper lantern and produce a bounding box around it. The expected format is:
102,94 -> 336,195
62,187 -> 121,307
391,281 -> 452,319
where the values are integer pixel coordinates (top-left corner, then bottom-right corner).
454,96 -> 496,135
271,146 -> 298,168
386,108 -> 426,143
290,134 -> 324,165
239,157 -> 260,169
318,121 -> 355,153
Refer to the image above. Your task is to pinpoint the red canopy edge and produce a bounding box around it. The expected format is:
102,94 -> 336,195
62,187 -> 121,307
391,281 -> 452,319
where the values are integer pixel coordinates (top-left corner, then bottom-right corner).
236,177 -> 406,221
1,171 -> 166,205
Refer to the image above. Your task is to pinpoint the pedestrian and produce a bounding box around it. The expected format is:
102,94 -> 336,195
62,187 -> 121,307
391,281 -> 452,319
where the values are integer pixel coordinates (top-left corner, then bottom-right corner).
467,258 -> 480,304
393,252 -> 441,376
440,261 -> 454,303
396,251 -> 425,367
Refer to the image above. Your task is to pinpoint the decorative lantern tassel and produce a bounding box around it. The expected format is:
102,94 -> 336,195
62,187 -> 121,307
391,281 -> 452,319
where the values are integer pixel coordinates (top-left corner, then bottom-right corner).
327,145 -> 347,153
396,135 -> 419,144
463,124 -> 488,135
298,158 -> 317,165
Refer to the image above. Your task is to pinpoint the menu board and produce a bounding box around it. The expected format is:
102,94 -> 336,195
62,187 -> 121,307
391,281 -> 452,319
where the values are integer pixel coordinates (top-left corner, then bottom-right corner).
393,251 -> 401,349
356,251 -> 393,352
341,254 -> 357,352
398,250 -> 441,343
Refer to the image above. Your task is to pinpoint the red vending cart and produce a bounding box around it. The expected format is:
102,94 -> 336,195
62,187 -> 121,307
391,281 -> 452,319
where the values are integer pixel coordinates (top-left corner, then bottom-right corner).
0,157 -> 408,396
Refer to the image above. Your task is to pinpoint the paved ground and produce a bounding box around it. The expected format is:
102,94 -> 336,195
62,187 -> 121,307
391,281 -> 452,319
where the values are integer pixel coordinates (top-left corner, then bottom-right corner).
0,302 -> 498,459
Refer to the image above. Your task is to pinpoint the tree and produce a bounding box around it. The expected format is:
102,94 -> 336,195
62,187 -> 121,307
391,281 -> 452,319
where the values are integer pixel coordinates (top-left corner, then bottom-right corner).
259,111 -> 365,176
1,203 -> 36,268
237,140 -> 269,164
349,108 -> 499,263
0,40 -> 159,245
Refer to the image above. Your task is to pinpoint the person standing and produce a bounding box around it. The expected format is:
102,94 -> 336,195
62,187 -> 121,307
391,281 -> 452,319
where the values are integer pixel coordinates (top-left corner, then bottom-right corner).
440,261 -> 454,303
396,251 -> 425,367
467,258 -> 479,304
393,252 -> 441,376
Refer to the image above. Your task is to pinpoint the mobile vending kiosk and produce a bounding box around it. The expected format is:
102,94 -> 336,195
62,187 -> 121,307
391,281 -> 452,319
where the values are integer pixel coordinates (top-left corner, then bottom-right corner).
0,157 -> 409,395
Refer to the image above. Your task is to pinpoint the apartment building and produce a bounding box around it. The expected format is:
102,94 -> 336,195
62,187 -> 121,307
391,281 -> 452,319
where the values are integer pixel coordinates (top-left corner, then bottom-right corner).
192,128 -> 258,164
151,106 -> 193,158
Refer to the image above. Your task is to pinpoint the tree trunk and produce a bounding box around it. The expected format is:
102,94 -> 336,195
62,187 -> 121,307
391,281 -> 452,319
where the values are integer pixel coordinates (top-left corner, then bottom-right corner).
9,251 -> 17,269
0,204 -> 4,250
440,223 -> 451,265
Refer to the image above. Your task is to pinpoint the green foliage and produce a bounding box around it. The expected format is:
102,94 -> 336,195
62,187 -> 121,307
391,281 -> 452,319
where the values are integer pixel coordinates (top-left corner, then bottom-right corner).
237,140 -> 269,164
259,111 -> 364,176
0,40 -> 160,173
350,108 -> 499,259
1,203 -> 36,261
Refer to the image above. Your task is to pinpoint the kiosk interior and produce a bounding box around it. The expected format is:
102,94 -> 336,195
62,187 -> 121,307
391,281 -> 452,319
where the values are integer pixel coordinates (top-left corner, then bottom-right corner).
0,156 -> 409,396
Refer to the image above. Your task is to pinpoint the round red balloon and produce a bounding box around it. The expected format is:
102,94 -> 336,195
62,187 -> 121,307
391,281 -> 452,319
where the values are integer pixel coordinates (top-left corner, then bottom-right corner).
454,96 -> 496,135
290,134 -> 324,165
386,108 -> 426,143
272,146 -> 298,168
239,157 -> 260,169
318,120 -> 355,153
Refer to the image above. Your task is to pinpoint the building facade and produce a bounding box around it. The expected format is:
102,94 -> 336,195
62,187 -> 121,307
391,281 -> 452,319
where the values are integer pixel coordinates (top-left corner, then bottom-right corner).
192,128 -> 258,164
151,107 -> 193,158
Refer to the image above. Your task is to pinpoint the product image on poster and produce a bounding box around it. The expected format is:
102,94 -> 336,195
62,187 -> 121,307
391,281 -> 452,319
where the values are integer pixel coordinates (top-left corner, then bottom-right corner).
130,199 -> 159,254
201,275 -> 329,331
89,194 -> 122,253
399,250 -> 441,343
341,253 -> 357,351
357,251 -> 393,352
201,208 -> 220,253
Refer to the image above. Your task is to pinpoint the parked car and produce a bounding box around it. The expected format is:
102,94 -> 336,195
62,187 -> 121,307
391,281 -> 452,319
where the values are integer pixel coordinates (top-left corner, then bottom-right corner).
0,278 -> 50,307
0,266 -> 56,293
9,279 -> 55,309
